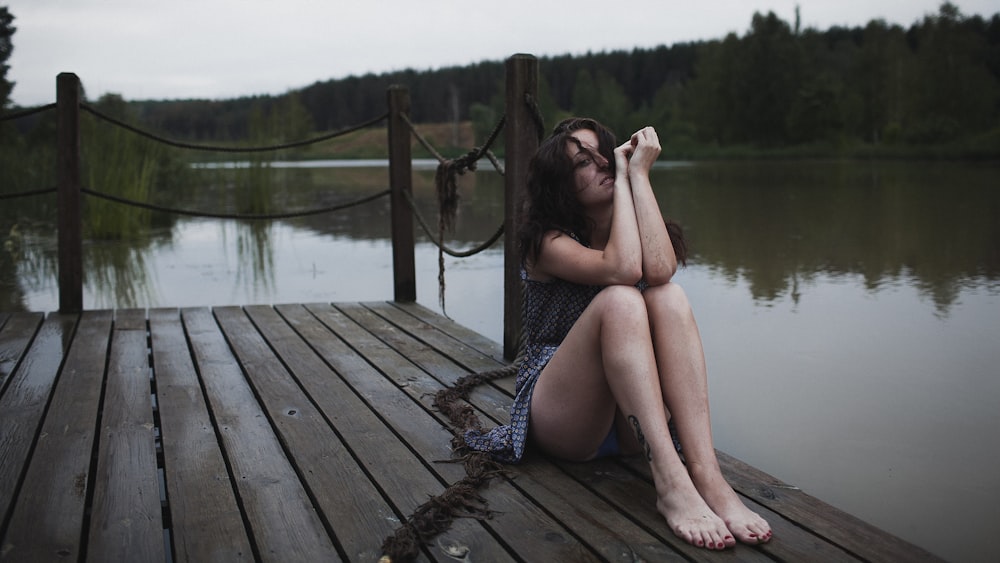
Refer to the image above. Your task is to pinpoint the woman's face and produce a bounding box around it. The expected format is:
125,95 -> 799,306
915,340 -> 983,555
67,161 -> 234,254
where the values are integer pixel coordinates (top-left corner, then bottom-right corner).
566,129 -> 613,207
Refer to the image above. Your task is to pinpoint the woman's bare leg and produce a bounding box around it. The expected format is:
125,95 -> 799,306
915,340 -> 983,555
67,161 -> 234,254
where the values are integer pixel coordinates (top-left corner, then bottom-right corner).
643,282 -> 772,544
530,285 -> 734,550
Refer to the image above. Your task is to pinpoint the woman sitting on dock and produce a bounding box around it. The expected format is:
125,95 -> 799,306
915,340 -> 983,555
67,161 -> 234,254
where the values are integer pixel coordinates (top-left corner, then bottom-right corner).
465,117 -> 772,550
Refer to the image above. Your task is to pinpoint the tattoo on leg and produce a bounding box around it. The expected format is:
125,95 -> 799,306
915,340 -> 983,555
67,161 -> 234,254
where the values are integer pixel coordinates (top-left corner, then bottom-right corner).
627,415 -> 652,461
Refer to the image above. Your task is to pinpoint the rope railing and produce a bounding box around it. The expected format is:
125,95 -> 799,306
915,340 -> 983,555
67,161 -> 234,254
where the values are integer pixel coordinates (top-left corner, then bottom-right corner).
0,187 -> 57,200
523,93 -> 547,142
0,105 -> 58,204
400,112 -> 506,176
80,103 -> 388,153
0,103 -> 57,122
402,190 -> 504,258
37,103 -> 394,221
81,186 -> 391,221
399,112 -> 510,312
16,60 -> 539,357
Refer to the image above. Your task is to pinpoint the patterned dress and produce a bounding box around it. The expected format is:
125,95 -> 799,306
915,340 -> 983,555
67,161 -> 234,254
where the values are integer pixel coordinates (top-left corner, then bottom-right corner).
462,245 -> 605,463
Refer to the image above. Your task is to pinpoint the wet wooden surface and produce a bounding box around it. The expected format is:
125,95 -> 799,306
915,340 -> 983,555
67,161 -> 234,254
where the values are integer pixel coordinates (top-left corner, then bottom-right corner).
0,303 -> 943,562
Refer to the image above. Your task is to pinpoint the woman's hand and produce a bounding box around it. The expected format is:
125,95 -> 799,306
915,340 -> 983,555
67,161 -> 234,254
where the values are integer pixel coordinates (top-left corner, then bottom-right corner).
627,127 -> 661,178
613,140 -> 634,181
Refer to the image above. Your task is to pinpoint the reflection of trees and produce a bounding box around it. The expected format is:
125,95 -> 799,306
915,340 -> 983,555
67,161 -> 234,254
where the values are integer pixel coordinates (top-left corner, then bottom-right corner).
86,243 -> 157,309
230,221 -> 275,302
4,159 -> 995,314
1,222 -> 31,311
0,216 -> 169,310
659,160 -> 1000,314
288,167 -> 507,246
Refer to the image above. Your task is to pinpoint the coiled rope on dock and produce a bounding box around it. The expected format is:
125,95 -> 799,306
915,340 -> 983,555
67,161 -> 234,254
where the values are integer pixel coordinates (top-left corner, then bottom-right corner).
381,96 -> 543,563
380,361 -> 520,563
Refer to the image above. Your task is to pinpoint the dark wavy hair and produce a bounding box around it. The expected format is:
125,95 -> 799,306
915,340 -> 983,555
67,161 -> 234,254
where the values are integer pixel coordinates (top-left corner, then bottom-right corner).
517,117 -> 687,266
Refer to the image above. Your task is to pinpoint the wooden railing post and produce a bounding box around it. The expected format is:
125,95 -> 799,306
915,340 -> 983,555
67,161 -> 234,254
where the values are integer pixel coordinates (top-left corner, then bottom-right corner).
387,85 -> 416,302
503,54 -> 539,359
57,72 -> 83,313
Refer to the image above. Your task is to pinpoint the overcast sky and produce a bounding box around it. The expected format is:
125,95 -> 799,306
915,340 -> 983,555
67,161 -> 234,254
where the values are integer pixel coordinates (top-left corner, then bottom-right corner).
4,0 -> 997,107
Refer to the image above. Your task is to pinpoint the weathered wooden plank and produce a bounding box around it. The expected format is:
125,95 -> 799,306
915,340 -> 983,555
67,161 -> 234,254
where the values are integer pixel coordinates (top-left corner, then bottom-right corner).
339,305 -> 513,421
558,458 -> 810,562
0,312 -> 44,392
181,307 -> 341,563
328,303 -> 603,562
87,309 -> 165,563
304,304 -> 498,473
0,312 -> 77,537
619,453 -> 864,561
0,311 -> 106,562
217,305 -> 399,562
275,303 -> 515,563
389,301 -> 506,364
712,451 -> 945,562
365,302 -> 515,396
0,301 -> 943,563
503,454 -> 689,562
148,308 -> 252,562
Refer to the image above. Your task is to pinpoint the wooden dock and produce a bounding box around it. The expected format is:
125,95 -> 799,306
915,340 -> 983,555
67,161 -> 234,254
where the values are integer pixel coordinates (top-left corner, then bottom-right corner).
0,303 -> 943,562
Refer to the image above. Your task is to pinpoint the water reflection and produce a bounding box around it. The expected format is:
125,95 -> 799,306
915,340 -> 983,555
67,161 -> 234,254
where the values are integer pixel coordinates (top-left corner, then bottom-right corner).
86,243 -> 158,309
2,158 -> 996,320
2,158 -> 997,316
657,160 -> 999,315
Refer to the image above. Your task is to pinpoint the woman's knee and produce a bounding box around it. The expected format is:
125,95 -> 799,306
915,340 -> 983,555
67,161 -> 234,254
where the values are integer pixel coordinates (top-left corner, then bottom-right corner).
643,282 -> 693,318
594,284 -> 647,318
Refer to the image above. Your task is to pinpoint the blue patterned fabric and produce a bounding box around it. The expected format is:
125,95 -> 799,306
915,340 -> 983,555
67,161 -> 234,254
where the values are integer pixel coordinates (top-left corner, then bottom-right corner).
462,235 -> 604,463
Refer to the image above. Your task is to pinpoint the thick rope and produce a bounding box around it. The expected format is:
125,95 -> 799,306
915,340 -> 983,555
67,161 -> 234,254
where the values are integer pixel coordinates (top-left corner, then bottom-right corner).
0,187 -> 57,200
524,93 -> 546,142
380,364 -> 517,563
401,191 -> 503,258
399,113 -> 447,163
381,97 -> 536,561
81,104 -> 388,153
0,103 -> 57,122
430,116 -> 507,311
401,113 -> 507,313
81,187 -> 390,220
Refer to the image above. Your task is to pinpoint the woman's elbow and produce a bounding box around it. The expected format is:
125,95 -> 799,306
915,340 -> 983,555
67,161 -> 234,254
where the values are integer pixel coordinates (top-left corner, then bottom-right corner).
612,263 -> 645,286
643,263 -> 677,286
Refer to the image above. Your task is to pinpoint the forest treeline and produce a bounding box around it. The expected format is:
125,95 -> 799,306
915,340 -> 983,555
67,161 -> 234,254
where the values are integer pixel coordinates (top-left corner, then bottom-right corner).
3,2 -> 1000,157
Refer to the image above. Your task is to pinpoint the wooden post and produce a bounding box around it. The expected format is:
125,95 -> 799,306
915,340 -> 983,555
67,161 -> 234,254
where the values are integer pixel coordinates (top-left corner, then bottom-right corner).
57,72 -> 83,313
387,85 -> 416,302
503,55 -> 539,360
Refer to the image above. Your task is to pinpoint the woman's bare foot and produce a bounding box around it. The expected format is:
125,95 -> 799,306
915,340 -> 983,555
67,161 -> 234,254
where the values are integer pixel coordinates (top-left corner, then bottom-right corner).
655,476 -> 736,550
688,461 -> 772,544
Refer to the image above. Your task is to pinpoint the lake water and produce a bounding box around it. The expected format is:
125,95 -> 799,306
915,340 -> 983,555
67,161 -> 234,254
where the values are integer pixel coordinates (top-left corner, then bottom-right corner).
2,158 -> 998,562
